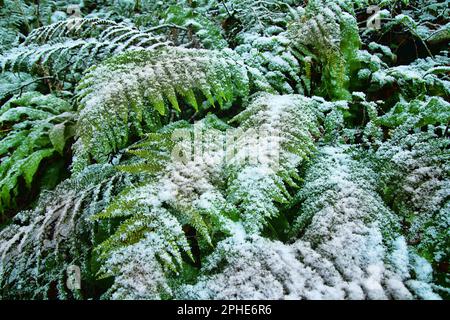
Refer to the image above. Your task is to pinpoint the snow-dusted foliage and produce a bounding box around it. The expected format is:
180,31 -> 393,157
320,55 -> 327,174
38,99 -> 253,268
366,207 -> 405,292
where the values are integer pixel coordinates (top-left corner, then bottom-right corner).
288,0 -> 362,100
227,93 -> 322,232
0,164 -> 133,299
235,33 -> 304,94
368,52 -> 450,99
74,47 -> 249,171
178,148 -> 440,300
1,18 -> 167,83
366,96 -> 450,290
92,94 -> 327,297
0,0 -> 448,300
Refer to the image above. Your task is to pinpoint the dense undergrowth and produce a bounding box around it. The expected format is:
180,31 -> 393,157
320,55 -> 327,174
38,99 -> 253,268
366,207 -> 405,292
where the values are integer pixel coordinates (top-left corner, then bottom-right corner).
0,0 -> 448,300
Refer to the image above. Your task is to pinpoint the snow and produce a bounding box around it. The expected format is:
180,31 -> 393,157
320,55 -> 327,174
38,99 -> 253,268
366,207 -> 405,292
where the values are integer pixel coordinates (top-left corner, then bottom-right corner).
177,147 -> 440,300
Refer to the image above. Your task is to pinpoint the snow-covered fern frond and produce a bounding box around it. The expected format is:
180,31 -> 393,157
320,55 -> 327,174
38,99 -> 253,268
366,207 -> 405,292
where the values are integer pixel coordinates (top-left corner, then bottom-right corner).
0,164 -> 132,299
369,52 -> 450,100
178,147 -> 441,300
235,33 -> 305,94
289,0 -> 361,100
25,18 -> 161,44
92,91 -> 331,297
0,18 -> 168,79
226,93 -> 324,233
73,47 -> 249,171
368,96 -> 450,288
221,0 -> 296,34
93,93 -> 329,298
92,116 -> 235,299
0,72 -> 36,100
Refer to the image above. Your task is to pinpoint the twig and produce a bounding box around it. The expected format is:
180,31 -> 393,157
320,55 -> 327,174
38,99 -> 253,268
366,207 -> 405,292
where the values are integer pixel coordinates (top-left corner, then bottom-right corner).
220,0 -> 233,18
5,76 -> 54,97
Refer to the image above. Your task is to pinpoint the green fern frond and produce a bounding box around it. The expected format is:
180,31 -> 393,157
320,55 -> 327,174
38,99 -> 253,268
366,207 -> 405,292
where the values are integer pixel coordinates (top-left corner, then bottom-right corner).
220,0 -> 296,34
162,4 -> 227,49
369,52 -> 450,100
0,92 -> 74,215
179,147 -> 438,300
288,0 -> 361,100
94,93 -> 329,297
236,33 -> 305,94
366,97 -> 450,287
0,71 -> 37,101
90,116 -> 235,297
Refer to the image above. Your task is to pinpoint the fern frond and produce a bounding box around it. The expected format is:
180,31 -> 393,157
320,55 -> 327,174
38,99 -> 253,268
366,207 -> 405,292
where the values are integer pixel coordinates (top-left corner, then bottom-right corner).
288,0 -> 361,100
99,235 -> 173,299
369,52 -> 450,100
0,71 -> 36,100
162,4 -> 228,49
26,17 -> 167,46
226,93 -> 323,233
0,163 -> 132,299
235,33 -> 306,94
367,96 -> 450,287
220,0 -> 295,34
92,116 -> 235,297
94,93 -> 331,296
73,47 -> 249,171
179,147 -> 440,300
0,18 -> 168,79
0,92 -> 74,215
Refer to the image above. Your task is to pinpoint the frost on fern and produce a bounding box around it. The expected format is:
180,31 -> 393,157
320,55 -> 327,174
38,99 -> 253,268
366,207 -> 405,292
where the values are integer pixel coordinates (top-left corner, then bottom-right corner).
92,93 -> 329,297
219,0 -> 296,35
0,0 -> 448,301
368,52 -> 450,100
0,18 -> 167,82
92,116 -> 235,299
0,164 -> 132,299
235,33 -> 304,94
288,0 -> 361,100
178,147 -> 441,300
74,47 -> 249,171
0,72 -> 37,101
367,96 -> 450,288
0,92 -> 74,215
227,93 -> 323,233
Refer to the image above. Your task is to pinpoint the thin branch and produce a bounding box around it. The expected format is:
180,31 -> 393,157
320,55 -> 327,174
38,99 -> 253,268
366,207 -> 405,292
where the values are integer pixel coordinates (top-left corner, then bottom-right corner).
5,76 -> 54,97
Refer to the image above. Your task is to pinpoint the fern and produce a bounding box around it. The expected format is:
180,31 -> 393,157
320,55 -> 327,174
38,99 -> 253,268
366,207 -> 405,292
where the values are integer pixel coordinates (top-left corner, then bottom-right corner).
288,0 -> 361,100
0,163 -> 133,299
0,18 -> 168,81
0,0 -> 448,301
91,116 -> 236,298
73,47 -> 249,171
219,0 -> 296,35
92,92 -> 334,296
366,96 -> 450,288
369,52 -> 450,101
0,92 -> 74,215
178,147 -> 440,299
0,71 -> 37,101
235,33 -> 305,94
226,93 -> 324,233
0,0 -> 32,45
162,4 -> 228,49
